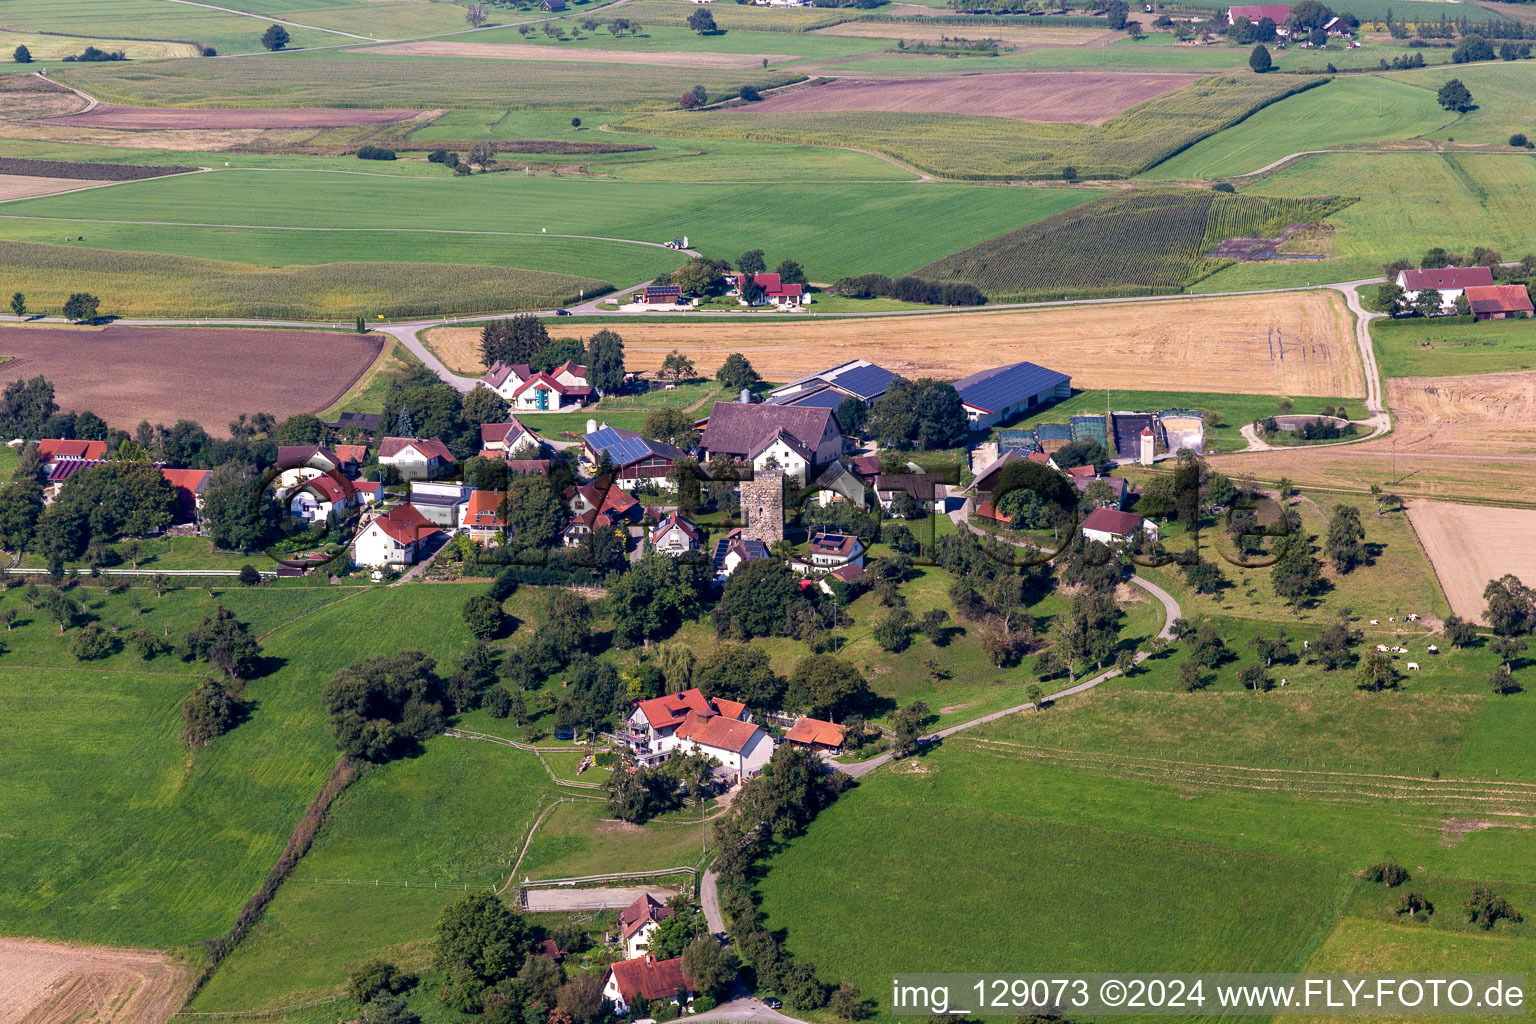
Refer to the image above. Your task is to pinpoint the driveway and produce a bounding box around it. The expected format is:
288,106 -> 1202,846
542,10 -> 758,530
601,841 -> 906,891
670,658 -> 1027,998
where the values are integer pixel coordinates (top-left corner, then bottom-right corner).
522,885 -> 677,912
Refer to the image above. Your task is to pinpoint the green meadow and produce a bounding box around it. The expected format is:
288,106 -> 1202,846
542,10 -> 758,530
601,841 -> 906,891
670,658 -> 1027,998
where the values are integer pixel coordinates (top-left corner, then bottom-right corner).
1145,75 -> 1456,180
0,0 -> 342,53
1193,151 -> 1536,291
1373,315 -> 1536,378
0,168 -> 1094,283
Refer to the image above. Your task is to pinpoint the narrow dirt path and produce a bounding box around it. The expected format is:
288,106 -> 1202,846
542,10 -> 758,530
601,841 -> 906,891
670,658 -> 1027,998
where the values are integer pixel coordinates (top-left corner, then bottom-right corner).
164,0 -> 375,40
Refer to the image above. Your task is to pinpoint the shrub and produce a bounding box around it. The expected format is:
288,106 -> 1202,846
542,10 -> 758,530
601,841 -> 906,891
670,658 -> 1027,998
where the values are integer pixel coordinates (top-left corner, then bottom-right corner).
739,85 -> 761,102
183,678 -> 240,746
262,24 -> 290,50
349,959 -> 416,1004
70,622 -> 116,660
238,564 -> 262,586
1511,133 -> 1529,148
357,145 -> 397,161
14,45 -> 33,63
1212,181 -> 1237,192
198,44 -> 218,56
1366,860 -> 1410,886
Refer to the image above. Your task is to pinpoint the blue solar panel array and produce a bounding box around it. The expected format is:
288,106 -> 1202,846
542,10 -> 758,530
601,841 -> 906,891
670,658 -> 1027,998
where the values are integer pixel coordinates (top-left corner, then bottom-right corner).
587,426 -> 657,468
784,389 -> 848,411
830,363 -> 897,400
954,361 -> 1069,414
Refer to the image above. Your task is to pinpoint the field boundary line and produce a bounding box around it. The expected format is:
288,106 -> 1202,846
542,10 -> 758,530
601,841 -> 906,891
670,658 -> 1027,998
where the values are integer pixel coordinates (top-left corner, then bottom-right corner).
254,586 -> 371,643
163,0 -> 376,40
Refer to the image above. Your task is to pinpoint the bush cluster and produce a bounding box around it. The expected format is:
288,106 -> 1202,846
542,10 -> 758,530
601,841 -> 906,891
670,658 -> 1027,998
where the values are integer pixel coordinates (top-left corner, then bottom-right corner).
832,273 -> 985,306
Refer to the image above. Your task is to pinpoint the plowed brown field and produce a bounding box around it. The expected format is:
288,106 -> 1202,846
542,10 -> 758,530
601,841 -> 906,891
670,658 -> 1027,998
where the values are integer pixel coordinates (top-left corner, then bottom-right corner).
727,72 -> 1199,124
0,938 -> 189,1024
430,290 -> 1359,394
0,325 -> 381,432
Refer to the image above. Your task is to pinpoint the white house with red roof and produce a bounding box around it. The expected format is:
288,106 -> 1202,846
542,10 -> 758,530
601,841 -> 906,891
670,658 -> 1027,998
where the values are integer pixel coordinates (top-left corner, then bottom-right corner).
288,473 -> 353,523
622,688 -> 768,780
36,439 -> 108,463
480,360 -> 533,401
602,955 -> 692,1016
479,419 -> 541,459
1081,507 -> 1159,546
561,478 -> 642,545
378,437 -> 456,481
464,489 -> 506,544
725,272 -> 805,308
650,512 -> 701,555
511,371 -> 595,412
352,504 -> 440,567
160,468 -> 210,525
1396,266 -> 1495,312
618,894 -> 675,959
674,712 -> 772,781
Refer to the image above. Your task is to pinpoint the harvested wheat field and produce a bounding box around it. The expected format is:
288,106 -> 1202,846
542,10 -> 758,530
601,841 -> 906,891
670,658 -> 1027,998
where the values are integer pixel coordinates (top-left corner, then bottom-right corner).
0,76 -> 89,121
1388,371 -> 1536,455
42,105 -> 420,130
353,40 -> 798,68
0,175 -> 102,202
431,290 -> 1358,393
729,72 -> 1199,124
0,325 -> 381,432
0,937 -> 189,1024
1405,501 -> 1536,623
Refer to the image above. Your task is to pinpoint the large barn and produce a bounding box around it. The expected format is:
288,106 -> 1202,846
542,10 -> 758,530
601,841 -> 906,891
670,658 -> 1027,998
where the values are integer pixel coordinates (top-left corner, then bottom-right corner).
953,361 -> 1071,430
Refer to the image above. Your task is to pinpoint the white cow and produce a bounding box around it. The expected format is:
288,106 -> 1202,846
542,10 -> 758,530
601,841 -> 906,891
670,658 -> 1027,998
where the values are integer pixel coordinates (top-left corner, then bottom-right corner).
1407,613 -> 1420,621
1280,678 -> 1288,686
1377,644 -> 1389,653
1427,644 -> 1439,654
1302,640 -> 1310,649
1370,619 -> 1380,625
1407,662 -> 1420,671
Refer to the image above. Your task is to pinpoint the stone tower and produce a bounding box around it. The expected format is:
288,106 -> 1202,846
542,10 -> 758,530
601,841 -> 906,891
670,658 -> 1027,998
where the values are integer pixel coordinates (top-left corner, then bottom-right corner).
738,469 -> 785,545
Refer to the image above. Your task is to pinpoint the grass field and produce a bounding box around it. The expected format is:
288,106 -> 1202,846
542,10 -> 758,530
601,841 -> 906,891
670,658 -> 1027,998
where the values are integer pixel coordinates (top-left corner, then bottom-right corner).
1373,314 -> 1536,378
0,30 -> 202,60
460,21 -> 885,59
918,190 -> 1352,301
1145,74 -> 1457,180
0,240 -> 613,320
621,73 -> 1319,180
0,168 -> 1092,284
0,0 -> 342,52
1386,61 -> 1536,145
1194,151 -> 1536,292
48,52 -> 806,112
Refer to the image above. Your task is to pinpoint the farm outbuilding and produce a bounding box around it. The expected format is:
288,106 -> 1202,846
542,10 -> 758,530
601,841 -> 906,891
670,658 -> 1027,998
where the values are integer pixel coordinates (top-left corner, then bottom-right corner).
954,360 -> 1071,430
1463,285 -> 1534,321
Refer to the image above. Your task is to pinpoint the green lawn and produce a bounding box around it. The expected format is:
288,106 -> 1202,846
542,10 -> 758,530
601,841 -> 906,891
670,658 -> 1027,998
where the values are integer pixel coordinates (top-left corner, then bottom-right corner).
0,0 -> 341,53
0,168 -> 1092,284
1145,74 -> 1456,180
1385,61 -> 1536,145
1193,151 -> 1536,292
1373,314 -> 1536,378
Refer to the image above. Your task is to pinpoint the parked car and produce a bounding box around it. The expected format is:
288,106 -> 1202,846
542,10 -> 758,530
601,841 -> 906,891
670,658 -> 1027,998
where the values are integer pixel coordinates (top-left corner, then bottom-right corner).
764,998 -> 783,1009
555,308 -> 572,316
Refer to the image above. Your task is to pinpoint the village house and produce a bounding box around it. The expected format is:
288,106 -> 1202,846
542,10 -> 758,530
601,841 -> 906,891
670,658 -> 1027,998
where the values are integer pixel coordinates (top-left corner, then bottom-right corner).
724,271 -> 804,309
289,473 -> 353,523
1074,473 -> 1128,509
561,478 -> 641,545
783,716 -> 847,753
1463,285 -> 1535,320
812,461 -> 868,507
1226,3 -> 1290,32
1396,266 -> 1495,312
352,504 -> 439,567
712,530 -> 770,578
700,402 -> 844,481
480,361 -> 534,402
618,894 -> 674,960
408,480 -> 471,528
674,711 -> 772,784
277,445 -> 345,475
326,411 -> 382,438
807,530 -> 865,570
584,425 -> 685,489
601,955 -> 691,1016
650,511 -> 701,555
352,479 -> 384,505
464,489 -> 506,545
160,468 -> 210,525
333,444 -> 368,474
511,371 -> 594,413
875,472 -> 947,515
36,439 -> 108,463
819,562 -> 866,594
378,437 -> 455,481
621,688 -> 751,765
768,359 -> 898,411
954,361 -> 1072,430
1081,507 -> 1159,546
478,419 -> 542,459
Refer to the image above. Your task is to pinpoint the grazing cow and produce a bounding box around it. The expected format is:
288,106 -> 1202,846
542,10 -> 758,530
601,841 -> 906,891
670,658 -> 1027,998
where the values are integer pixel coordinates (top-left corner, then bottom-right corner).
1377,644 -> 1389,653
1407,613 -> 1420,621
1302,640 -> 1310,649
1370,619 -> 1379,625
1407,662 -> 1419,671
1389,617 -> 1396,622
1280,678 -> 1288,686
1427,644 -> 1439,654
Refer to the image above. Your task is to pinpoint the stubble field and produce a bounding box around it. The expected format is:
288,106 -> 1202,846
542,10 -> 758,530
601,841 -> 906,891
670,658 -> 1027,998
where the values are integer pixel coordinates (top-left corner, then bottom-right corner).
351,40 -> 800,69
1387,372 -> 1536,456
0,175 -> 104,202
43,105 -> 425,130
1404,501 -> 1536,623
0,938 -> 190,1024
428,289 -> 1360,394
0,324 -> 381,430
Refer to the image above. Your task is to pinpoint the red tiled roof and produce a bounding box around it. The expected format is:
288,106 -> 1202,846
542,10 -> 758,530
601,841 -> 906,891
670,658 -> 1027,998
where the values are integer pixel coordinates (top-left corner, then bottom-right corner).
466,489 -> 506,528
849,455 -> 881,478
828,562 -> 867,583
334,444 -> 368,465
299,475 -> 348,503
1081,507 -> 1146,536
975,500 -> 1011,523
635,688 -> 747,730
505,459 -> 551,476
368,503 -> 439,545
784,717 -> 846,747
481,420 -> 535,447
482,360 -> 532,389
37,439 -> 107,461
1464,285 -> 1534,315
1066,465 -> 1097,478
619,894 -> 673,939
651,511 -> 700,545
513,371 -> 591,399
277,444 -> 341,469
675,713 -> 762,754
809,531 -> 859,557
607,956 -> 690,1004
1399,266 -> 1495,292
379,437 -> 455,462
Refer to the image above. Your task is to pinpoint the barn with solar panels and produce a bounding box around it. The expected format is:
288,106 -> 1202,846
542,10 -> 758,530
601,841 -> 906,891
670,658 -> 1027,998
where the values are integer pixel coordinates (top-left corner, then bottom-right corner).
582,425 -> 686,490
953,361 -> 1071,430
767,359 -> 899,412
